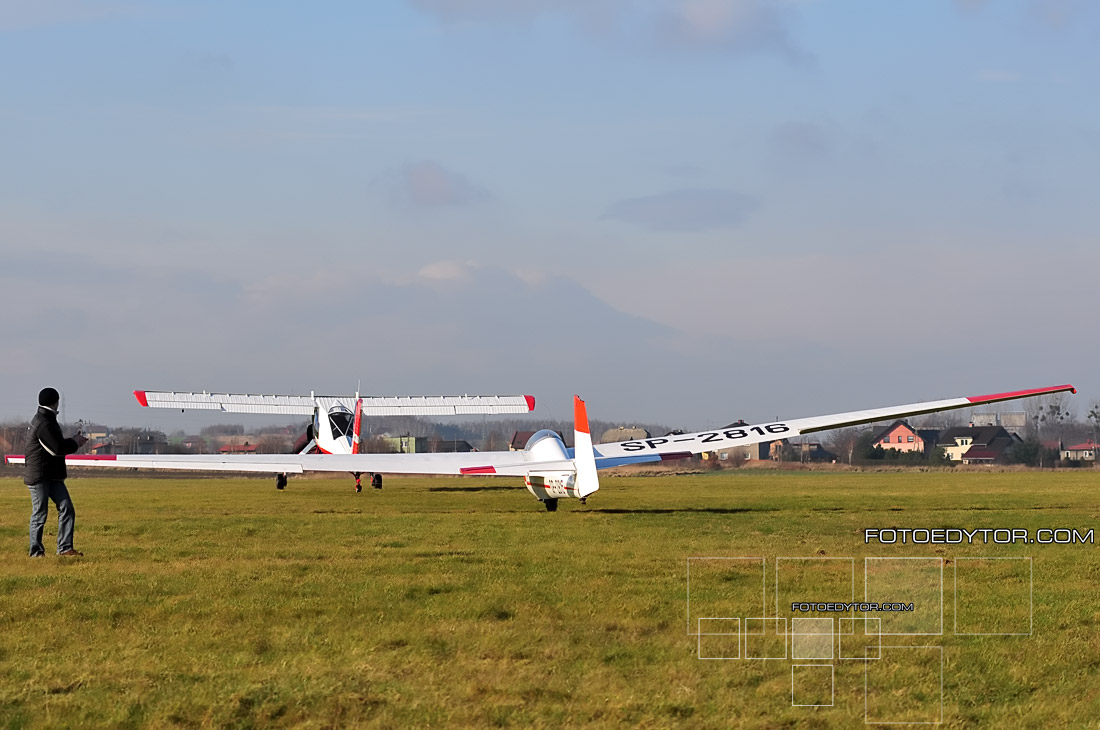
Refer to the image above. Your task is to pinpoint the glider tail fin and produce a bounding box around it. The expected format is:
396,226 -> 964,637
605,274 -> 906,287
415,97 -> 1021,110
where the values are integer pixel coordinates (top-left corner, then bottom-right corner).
573,395 -> 599,498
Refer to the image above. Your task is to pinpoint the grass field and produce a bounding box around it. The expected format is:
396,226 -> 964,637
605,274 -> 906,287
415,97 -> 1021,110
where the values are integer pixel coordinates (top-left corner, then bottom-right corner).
1,469 -> 1098,729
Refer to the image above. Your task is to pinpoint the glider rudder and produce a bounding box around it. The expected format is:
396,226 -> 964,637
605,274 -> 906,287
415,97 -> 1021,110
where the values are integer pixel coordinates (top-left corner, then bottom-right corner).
573,395 -> 599,498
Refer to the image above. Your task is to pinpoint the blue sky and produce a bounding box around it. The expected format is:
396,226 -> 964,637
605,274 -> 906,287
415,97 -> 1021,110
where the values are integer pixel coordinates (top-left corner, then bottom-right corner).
1,0 -> 1097,429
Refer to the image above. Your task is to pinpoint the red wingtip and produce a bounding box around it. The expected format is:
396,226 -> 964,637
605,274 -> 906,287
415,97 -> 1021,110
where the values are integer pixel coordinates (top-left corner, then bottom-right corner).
573,395 -> 590,435
966,384 -> 1076,404
133,390 -> 149,407
524,395 -> 536,411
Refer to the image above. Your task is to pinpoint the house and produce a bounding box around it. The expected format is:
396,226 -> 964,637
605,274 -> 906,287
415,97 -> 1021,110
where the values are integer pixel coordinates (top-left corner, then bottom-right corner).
937,426 -> 1019,464
871,421 -> 940,454
510,431 -> 537,451
1062,441 -> 1097,461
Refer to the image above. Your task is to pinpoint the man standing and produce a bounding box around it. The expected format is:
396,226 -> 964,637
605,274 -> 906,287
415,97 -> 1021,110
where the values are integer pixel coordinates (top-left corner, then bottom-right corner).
25,387 -> 87,557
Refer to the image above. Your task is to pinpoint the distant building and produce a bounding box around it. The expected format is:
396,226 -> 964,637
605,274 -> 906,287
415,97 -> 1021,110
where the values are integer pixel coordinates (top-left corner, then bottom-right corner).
180,436 -> 209,454
702,422 -> 765,462
433,439 -> 475,453
1000,412 -> 1027,436
219,442 -> 257,454
510,431 -> 537,451
134,430 -> 168,455
510,430 -> 565,451
384,436 -> 428,454
966,412 -> 1026,436
938,426 -> 1020,464
795,441 -> 838,463
1062,441 -> 1097,461
711,442 -> 772,462
871,421 -> 940,454
600,426 -> 649,444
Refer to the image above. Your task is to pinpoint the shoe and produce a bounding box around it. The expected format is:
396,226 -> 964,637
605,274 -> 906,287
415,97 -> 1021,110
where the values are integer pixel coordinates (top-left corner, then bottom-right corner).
58,549 -> 83,557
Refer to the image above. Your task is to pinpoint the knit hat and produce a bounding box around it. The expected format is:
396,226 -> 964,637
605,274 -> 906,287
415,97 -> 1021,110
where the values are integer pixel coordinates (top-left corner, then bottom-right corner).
38,387 -> 60,407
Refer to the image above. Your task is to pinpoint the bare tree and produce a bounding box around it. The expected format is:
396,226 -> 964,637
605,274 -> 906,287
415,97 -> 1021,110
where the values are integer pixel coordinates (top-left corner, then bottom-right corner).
1027,394 -> 1073,444
827,427 -> 864,465
362,436 -> 394,454
1087,402 -> 1100,445
256,433 -> 291,454
484,430 -> 505,451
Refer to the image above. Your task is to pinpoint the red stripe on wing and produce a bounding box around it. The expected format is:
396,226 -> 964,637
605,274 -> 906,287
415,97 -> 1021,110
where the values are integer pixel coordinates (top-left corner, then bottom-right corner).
966,384 -> 1075,404
460,466 -> 497,475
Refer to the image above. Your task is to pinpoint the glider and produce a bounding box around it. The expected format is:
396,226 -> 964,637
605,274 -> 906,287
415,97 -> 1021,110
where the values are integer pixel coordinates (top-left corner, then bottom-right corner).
6,384 -> 1076,511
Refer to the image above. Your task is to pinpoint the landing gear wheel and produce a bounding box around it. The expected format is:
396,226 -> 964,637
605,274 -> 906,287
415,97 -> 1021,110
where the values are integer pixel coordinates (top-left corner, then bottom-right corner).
275,473 -> 287,490
371,473 -> 382,490
544,498 -> 558,512
354,472 -> 362,493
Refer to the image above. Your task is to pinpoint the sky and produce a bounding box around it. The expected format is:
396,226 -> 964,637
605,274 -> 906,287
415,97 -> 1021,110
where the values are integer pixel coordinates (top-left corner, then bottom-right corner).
1,0 -> 1097,431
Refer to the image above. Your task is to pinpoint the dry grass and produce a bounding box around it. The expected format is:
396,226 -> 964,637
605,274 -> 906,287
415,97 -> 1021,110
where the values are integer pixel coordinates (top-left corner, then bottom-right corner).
1,470 -> 1098,728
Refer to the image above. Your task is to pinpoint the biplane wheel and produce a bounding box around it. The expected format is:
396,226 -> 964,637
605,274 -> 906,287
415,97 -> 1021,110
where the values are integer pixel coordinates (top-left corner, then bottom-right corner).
275,473 -> 288,490
543,498 -> 558,512
372,473 -> 382,490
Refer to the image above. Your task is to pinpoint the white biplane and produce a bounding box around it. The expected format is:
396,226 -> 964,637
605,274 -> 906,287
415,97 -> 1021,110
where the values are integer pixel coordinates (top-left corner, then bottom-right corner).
131,389 -> 536,490
7,384 -> 1076,511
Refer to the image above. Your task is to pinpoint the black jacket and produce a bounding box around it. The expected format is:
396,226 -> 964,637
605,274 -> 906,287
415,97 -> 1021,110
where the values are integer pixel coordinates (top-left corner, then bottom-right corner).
24,406 -> 80,485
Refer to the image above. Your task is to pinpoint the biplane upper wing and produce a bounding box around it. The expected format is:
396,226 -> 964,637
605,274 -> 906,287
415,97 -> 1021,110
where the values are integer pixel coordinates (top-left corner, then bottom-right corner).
133,390 -> 536,416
